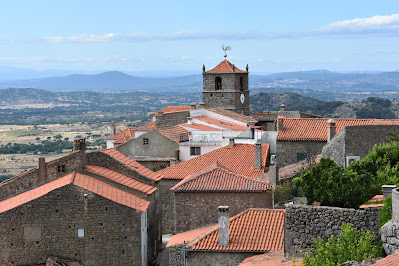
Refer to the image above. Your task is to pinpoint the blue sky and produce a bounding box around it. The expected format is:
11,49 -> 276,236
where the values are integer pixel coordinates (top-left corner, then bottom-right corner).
1,0 -> 399,72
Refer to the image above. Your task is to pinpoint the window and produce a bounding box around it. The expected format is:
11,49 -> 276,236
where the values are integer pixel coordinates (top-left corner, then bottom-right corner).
346,156 -> 360,168
77,228 -> 85,238
297,152 -> 307,162
240,76 -> 244,90
57,165 -> 66,173
190,147 -> 201,156
215,77 -> 222,91
143,138 -> 149,145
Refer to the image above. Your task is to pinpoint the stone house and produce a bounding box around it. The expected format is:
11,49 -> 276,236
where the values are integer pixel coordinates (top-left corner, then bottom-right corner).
171,162 -> 271,233
253,104 -> 321,131
157,142 -> 270,234
276,117 -> 399,167
116,125 -> 190,171
322,124 -> 399,168
167,208 -> 285,266
0,140 -> 162,265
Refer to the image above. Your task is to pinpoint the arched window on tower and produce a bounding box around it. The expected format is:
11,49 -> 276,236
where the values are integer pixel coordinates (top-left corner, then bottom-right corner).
240,76 -> 244,91
215,77 -> 222,91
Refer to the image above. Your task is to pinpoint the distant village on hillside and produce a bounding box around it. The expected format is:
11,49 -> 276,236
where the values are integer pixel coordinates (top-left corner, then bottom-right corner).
2,56 -> 399,266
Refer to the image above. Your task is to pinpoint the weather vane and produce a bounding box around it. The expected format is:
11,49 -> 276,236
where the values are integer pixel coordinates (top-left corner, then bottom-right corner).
222,45 -> 231,58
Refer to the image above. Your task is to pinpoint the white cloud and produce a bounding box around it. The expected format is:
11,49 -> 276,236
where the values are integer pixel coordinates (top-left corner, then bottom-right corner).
27,14 -> 399,45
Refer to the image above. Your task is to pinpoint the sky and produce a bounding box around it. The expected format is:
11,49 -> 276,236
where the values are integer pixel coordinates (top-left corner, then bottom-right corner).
1,0 -> 399,73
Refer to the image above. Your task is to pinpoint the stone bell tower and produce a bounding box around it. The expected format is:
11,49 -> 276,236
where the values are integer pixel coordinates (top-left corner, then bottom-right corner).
202,48 -> 250,116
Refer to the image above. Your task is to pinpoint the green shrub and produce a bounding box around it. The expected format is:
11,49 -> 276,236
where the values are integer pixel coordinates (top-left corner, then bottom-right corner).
302,224 -> 379,266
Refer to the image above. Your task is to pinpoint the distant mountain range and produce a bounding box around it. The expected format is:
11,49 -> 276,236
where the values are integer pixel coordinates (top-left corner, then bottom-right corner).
0,67 -> 399,93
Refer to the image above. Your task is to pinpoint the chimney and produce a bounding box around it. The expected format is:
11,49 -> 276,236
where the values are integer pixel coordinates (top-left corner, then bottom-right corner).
190,102 -> 197,110
280,104 -> 286,111
248,121 -> 256,139
73,139 -> 81,151
246,64 -> 249,72
382,185 -> 397,199
80,139 -> 86,166
187,117 -> 193,125
38,157 -> 46,183
202,64 -> 206,73
199,102 -> 206,109
218,206 -> 229,247
277,116 -> 284,131
327,119 -> 336,143
255,143 -> 262,169
111,121 -> 116,136
229,138 -> 235,147
270,165 -> 279,187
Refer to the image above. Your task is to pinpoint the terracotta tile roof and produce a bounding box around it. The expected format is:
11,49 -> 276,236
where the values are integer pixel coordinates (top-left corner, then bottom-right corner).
107,127 -> 135,146
206,59 -> 246,73
359,194 -> 385,209
206,107 -> 258,124
0,172 -> 150,213
194,116 -> 248,131
180,122 -> 222,131
152,106 -> 190,117
100,149 -> 163,181
371,249 -> 399,265
137,121 -> 156,131
166,225 -> 216,248
171,162 -> 270,192
157,125 -> 190,143
158,144 -> 269,180
239,251 -> 303,265
187,208 -> 285,251
85,165 -> 157,195
277,118 -> 399,141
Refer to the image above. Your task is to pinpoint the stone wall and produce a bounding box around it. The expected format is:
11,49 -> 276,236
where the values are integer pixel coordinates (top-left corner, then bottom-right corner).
276,141 -> 325,167
174,191 -> 272,233
134,160 -> 171,172
116,130 -> 179,159
0,151 -> 83,201
202,72 -> 250,115
155,111 -> 189,129
159,179 -> 181,234
322,130 -> 346,166
285,204 -> 381,258
0,185 -> 144,266
381,188 -> 399,254
169,245 -> 184,266
323,125 -> 399,168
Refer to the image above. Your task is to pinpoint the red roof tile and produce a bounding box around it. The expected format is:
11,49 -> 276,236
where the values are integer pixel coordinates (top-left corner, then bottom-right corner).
85,165 -> 157,195
239,251 -> 303,265
107,127 -> 136,146
137,121 -> 157,131
194,116 -> 248,131
166,225 -> 216,248
277,118 -> 399,141
152,106 -> 190,117
157,125 -> 191,143
100,149 -> 163,181
158,144 -> 269,180
371,250 -> 399,265
206,107 -> 257,124
0,172 -> 150,213
171,208 -> 285,251
171,162 -> 270,192
206,60 -> 246,73
359,194 -> 385,209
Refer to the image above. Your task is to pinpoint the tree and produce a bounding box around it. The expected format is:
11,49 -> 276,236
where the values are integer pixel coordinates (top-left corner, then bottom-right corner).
302,224 -> 380,266
294,141 -> 399,208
